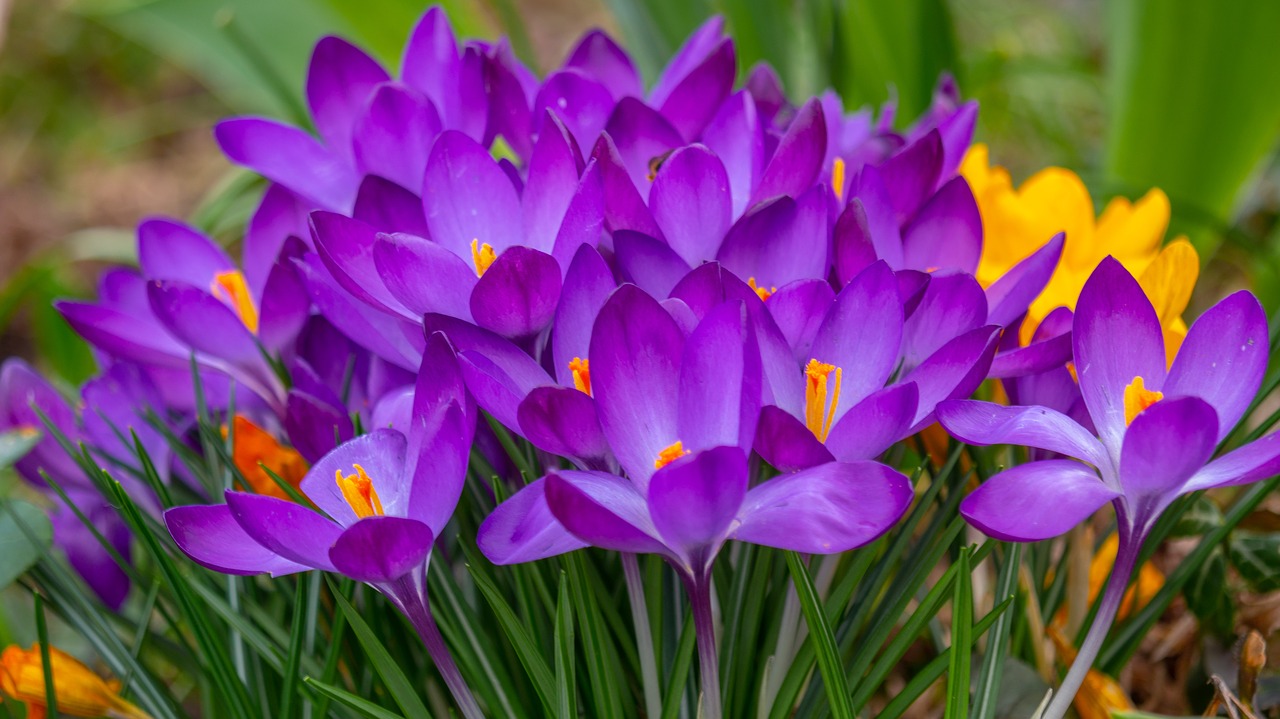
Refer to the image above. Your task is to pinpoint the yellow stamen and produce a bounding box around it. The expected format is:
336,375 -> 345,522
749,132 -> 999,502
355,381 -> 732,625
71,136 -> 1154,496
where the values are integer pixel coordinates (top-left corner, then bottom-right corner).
804,359 -> 842,442
210,270 -> 259,334
654,441 -> 689,469
832,157 -> 846,203
747,277 -> 776,302
1122,376 -> 1162,425
336,464 -> 384,519
222,416 -> 308,502
470,239 -> 497,277
0,643 -> 152,719
569,357 -> 592,396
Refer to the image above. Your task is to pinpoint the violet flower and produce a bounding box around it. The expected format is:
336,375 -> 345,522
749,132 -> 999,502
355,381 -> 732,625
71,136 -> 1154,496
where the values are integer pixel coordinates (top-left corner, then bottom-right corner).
937,257 -> 1279,718
478,285 -> 912,718
165,334 -> 483,718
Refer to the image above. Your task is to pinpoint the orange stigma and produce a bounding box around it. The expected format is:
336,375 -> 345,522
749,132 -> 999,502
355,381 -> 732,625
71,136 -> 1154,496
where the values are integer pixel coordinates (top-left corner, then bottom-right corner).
223,416 -> 308,501
336,464 -> 384,519
747,277 -> 776,302
470,239 -> 497,277
569,357 -> 592,396
654,441 -> 689,469
832,157 -> 847,203
210,269 -> 259,333
804,359 -> 842,441
1123,376 -> 1163,425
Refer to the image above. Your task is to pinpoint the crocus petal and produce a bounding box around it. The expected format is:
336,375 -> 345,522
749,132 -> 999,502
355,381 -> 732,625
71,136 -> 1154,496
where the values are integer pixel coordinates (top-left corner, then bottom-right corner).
479,477 -> 589,564
659,39 -> 735,141
244,184 -> 312,296
768,280 -> 835,364
716,189 -> 826,289
901,326 -> 1001,428
985,233 -> 1064,328
353,82 -> 441,192
808,261 -> 904,412
534,70 -> 613,153
1163,291 -> 1267,442
422,314 -> 551,392
224,491 -> 342,571
590,133 -> 663,237
294,255 -> 424,370
565,30 -> 642,100
851,167 -> 904,268
936,399 -> 1111,471
961,460 -> 1118,542
405,335 -> 474,532
648,446 -> 747,566
422,130 -> 523,259
678,301 -> 760,452
649,145 -> 732,267
518,386 -> 611,468
701,91 -> 763,218
549,159 -> 605,269
310,211 -> 409,316
825,383 -> 920,461
649,16 -> 725,106
879,130 -> 943,225
307,36 -> 390,159
301,428 -> 409,525
165,504 -> 310,577
901,272 -> 987,371
935,101 -> 978,180
329,516 -> 433,584
1073,257 -> 1167,454
553,244 -> 616,385
471,246 -> 562,338
401,7 -> 460,118
286,390 -> 353,464
1119,396 -> 1217,505
753,405 -> 835,472
482,45 -> 534,160
57,505 -> 132,609
258,256 -> 311,353
752,99 -> 827,204
137,218 -> 233,285
900,177 -> 981,275
215,118 -> 358,211
544,470 -> 667,554
1185,432 -> 1280,492
832,201 -> 877,285
373,232 -> 476,321
590,285 -> 685,487
523,113 -> 585,254
613,231 -> 692,298
603,97 -> 684,193
734,460 -> 913,553
56,301 -> 183,367
987,332 -> 1074,380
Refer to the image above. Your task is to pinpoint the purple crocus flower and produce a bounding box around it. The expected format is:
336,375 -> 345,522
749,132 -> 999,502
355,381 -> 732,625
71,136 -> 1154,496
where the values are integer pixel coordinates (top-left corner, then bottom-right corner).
937,257 -> 1279,718
164,333 -> 483,718
478,284 -> 912,719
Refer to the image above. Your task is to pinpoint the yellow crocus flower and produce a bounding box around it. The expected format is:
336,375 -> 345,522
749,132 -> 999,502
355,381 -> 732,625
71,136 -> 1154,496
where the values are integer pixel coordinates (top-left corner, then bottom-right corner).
962,144 -> 1198,365
0,644 -> 152,719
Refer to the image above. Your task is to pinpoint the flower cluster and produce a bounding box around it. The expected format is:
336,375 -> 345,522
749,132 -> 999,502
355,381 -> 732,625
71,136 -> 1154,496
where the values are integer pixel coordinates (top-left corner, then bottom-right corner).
6,7 -> 1277,718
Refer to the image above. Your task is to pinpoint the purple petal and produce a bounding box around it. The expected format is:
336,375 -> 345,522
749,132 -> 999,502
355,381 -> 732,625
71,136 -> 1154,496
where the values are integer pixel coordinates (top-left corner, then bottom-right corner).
613,231 -> 693,298
300,428 -> 409,525
590,133 -> 663,237
809,261 -> 905,412
405,334 -> 474,530
518,386 -> 610,468
734,460 -> 913,553
649,145 -> 732,266
165,504 -> 310,577
768,279 -> 835,364
549,159 -> 605,269
294,255 -> 424,370
471,246 -> 562,338
401,7 -> 460,118
545,470 -> 667,554
987,331 -> 1074,380
1186,432 -> 1280,492
1119,396 -> 1217,504
985,233 -> 1064,328
658,39 -> 735,141
422,130 -> 523,259
285,389 -> 353,464
590,285 -> 685,488
56,301 -> 182,367
553,244 -> 616,385
422,314 -> 551,392
825,383 -> 920,461
56,503 -> 132,609
479,477 -> 589,564
753,405 -> 835,472
702,91 -> 764,218
744,62 -> 786,122
832,201 -> 877,285
482,46 -> 534,160
244,184 -> 311,295
900,177 -> 981,275
310,211 -> 409,316
850,167 -> 905,268
225,491 -> 342,571
1163,291 -> 1267,442
879,130 -> 943,225
716,189 -> 827,289
1073,257 -> 1167,454
752,99 -> 827,204
648,446 -> 747,565
137,218 -> 233,285
961,460 -> 1117,542
372,232 -> 476,321
936,399 -> 1111,471
258,255 -> 312,353
352,175 -> 429,236
678,301 -> 760,452
935,100 -> 978,181
566,30 -> 642,100
534,70 -> 613,153
901,326 -> 1001,428
353,82 -> 441,192
307,36 -> 389,159
215,118 -> 358,211
603,97 -> 684,193
649,16 -> 725,107
524,114 -> 585,254
901,272 -> 987,370
329,516 -> 433,584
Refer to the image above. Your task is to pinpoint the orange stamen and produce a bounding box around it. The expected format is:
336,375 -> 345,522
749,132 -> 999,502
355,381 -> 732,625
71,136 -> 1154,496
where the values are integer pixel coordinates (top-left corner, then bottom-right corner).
804,359 -> 842,441
1123,376 -> 1163,425
747,277 -> 776,302
336,464 -> 384,519
470,239 -> 497,277
654,441 -> 689,469
223,416 -> 308,501
832,157 -> 847,203
210,269 -> 259,334
569,357 -> 592,396
0,643 -> 152,719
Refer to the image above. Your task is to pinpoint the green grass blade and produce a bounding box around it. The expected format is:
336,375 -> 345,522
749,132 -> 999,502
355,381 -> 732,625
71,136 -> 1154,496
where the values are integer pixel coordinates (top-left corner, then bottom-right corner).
945,547 -> 973,719
554,572 -> 577,719
464,560 -> 556,715
564,553 -> 625,719
783,551 -> 853,719
326,578 -> 432,719
658,611 -> 696,719
35,594 -> 59,719
972,544 -> 1023,719
303,677 -> 409,719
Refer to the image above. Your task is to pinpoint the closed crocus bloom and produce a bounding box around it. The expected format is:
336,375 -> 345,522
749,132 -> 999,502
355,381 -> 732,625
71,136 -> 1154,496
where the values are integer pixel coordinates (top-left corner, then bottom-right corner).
0,644 -> 150,719
937,257 -> 1280,719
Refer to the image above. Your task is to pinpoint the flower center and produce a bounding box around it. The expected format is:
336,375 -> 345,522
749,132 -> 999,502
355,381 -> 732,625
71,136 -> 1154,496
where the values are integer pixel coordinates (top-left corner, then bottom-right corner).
654,441 -> 689,469
747,277 -> 776,302
1123,376 -> 1163,425
210,269 -> 259,334
804,359 -> 842,441
336,464 -> 384,519
569,357 -> 592,396
470,239 -> 497,277
832,157 -> 847,203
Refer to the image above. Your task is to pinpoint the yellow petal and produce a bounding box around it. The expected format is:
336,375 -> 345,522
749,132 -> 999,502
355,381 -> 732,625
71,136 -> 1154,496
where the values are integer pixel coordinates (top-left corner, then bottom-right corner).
1016,168 -> 1095,272
1138,237 -> 1199,326
1096,188 -> 1170,268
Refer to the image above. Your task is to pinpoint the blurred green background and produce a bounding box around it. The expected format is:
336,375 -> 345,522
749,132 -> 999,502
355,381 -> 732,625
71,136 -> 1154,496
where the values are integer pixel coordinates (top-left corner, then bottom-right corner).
2,0 -> 1279,386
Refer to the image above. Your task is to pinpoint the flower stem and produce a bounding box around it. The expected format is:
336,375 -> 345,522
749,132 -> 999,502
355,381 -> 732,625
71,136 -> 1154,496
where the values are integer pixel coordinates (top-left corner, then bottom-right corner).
622,553 -> 662,719
1041,533 -> 1141,719
397,585 -> 485,719
688,571 -> 722,719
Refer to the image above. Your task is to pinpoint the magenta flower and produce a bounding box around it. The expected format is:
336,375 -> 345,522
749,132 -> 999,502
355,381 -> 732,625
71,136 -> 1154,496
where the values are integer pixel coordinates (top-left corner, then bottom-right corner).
937,257 -> 1278,718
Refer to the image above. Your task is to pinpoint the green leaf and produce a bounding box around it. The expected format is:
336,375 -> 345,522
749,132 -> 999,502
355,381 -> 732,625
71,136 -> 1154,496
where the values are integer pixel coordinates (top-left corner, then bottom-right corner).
563,553 -> 624,719
972,544 -> 1022,719
554,572 -> 577,719
0,501 -> 53,588
303,676 -> 409,719
0,430 -> 40,472
1169,495 -> 1223,537
783,551 -> 853,719
464,560 -> 556,715
327,579 -> 433,719
1229,531 -> 1280,593
945,547 -> 973,719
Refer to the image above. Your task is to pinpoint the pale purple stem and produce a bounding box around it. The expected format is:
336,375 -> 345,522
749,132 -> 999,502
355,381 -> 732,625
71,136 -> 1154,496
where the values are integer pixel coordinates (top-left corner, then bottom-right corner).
1041,530 -> 1141,719
687,571 -> 722,719
394,581 -> 485,719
